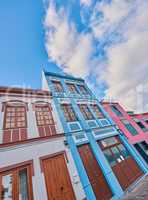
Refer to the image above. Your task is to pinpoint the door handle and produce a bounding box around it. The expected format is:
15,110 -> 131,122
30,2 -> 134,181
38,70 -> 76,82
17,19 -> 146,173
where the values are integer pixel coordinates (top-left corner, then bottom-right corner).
60,186 -> 64,191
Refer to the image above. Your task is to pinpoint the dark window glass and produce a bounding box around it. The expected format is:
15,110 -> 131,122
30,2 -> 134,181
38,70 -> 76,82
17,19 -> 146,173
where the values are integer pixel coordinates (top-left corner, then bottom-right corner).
101,137 -> 118,148
79,104 -> 94,120
61,104 -> 77,122
103,149 -> 116,166
66,83 -> 79,94
1,173 -> 13,199
144,119 -> 148,124
19,169 -> 29,200
35,105 -> 54,126
0,166 -> 32,200
52,81 -> 63,93
111,105 -> 123,117
77,85 -> 89,95
111,146 -> 122,162
136,121 -> 145,129
117,144 -> 130,158
4,106 -> 27,129
141,141 -> 148,151
122,120 -> 138,136
90,104 -> 104,119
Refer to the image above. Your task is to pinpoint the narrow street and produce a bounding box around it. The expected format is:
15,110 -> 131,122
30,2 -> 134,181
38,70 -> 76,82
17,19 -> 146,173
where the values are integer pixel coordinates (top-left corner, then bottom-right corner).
122,175 -> 148,200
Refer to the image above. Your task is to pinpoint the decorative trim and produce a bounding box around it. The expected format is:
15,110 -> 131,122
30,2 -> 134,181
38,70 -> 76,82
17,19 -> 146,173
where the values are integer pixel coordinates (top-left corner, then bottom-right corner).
0,133 -> 64,148
2,100 -> 28,112
0,160 -> 34,176
0,86 -> 51,96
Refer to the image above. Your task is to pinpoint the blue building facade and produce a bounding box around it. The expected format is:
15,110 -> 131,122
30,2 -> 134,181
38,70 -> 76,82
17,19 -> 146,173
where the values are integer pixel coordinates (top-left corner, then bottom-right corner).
42,71 -> 148,200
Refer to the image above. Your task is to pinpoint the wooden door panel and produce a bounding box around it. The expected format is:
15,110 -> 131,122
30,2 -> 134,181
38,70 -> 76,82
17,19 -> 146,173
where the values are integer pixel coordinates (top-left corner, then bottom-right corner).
78,145 -> 112,200
118,160 -> 136,185
99,137 -> 144,190
42,154 -> 76,200
126,157 -> 143,179
112,165 -> 129,190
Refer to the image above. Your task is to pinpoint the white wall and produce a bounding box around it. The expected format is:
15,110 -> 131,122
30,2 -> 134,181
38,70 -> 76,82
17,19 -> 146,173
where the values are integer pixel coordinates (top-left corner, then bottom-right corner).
42,71 -> 50,91
0,94 -> 63,142
0,137 -> 86,200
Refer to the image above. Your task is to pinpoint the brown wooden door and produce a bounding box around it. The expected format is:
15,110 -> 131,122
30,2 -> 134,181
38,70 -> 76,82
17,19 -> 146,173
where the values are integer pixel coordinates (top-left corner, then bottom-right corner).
42,153 -> 76,200
78,144 -> 112,200
100,137 -> 144,190
0,164 -> 33,200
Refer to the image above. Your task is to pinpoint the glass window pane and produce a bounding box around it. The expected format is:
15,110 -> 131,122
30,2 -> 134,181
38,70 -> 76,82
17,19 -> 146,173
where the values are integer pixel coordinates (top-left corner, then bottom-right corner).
35,106 -> 53,126
103,149 -> 116,166
1,174 -> 13,200
118,144 -> 130,158
111,147 -> 123,163
19,169 -> 29,200
61,104 -> 77,122
122,120 -> 138,136
79,105 -> 94,120
101,137 -> 118,148
111,105 -> 123,116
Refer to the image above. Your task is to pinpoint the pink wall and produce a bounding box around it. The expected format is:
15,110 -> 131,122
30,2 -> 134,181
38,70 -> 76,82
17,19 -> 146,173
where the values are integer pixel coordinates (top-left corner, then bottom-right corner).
102,102 -> 148,145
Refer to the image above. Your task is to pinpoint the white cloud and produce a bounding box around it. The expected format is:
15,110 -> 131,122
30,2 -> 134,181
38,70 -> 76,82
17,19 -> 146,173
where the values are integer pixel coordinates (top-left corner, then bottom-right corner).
101,1 -> 148,112
90,0 -> 134,38
80,0 -> 91,7
44,0 -> 148,113
44,2 -> 94,78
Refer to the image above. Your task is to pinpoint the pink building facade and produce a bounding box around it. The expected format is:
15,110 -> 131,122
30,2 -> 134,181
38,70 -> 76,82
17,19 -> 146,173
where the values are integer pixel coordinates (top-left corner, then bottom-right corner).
102,102 -> 148,164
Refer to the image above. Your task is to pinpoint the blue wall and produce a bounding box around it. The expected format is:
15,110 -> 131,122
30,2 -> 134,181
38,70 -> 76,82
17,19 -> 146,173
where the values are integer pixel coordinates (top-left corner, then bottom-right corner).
44,71 -> 147,200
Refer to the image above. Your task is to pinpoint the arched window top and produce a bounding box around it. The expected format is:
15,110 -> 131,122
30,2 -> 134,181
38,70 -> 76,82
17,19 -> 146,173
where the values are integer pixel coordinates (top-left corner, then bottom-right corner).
2,100 -> 28,112
3,102 -> 27,130
33,102 -> 54,126
32,101 -> 52,111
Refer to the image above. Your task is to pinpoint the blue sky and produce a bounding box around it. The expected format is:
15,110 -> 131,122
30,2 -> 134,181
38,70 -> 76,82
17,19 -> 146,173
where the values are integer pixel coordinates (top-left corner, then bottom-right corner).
0,0 -> 148,112
0,0 -> 61,89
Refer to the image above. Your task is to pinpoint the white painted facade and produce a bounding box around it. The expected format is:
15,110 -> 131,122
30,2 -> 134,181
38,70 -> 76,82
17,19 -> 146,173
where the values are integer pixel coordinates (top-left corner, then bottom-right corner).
0,93 -> 63,142
0,137 -> 86,200
0,89 -> 86,200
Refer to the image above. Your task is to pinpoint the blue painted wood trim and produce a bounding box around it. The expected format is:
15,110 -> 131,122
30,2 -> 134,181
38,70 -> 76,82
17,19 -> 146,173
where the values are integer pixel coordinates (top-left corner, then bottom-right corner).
67,136 -> 96,200
45,71 -> 84,82
52,98 -> 96,200
85,130 -> 124,198
119,133 -> 148,173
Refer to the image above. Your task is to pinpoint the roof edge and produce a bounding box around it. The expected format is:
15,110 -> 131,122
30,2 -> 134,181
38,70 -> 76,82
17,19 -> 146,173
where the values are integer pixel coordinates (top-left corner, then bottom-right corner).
0,86 -> 51,96
44,71 -> 84,82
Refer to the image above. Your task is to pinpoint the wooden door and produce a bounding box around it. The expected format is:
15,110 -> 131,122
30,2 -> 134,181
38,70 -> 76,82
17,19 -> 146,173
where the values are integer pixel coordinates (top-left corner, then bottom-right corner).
100,137 -> 143,190
42,153 -> 76,200
0,164 -> 33,200
78,144 -> 112,200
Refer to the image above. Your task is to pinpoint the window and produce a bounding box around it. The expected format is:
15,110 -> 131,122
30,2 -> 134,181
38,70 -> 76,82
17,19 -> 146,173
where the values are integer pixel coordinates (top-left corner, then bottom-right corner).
141,141 -> 148,151
77,85 -> 89,95
66,83 -> 79,94
133,118 -> 146,130
103,149 -> 116,166
117,144 -> 130,158
90,104 -> 104,118
144,119 -> 148,124
101,137 -> 118,148
61,104 -> 77,122
79,104 -> 94,120
52,80 -> 63,93
111,105 -> 123,117
4,106 -> 27,129
122,119 -> 138,135
35,105 -> 54,126
0,163 -> 33,200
